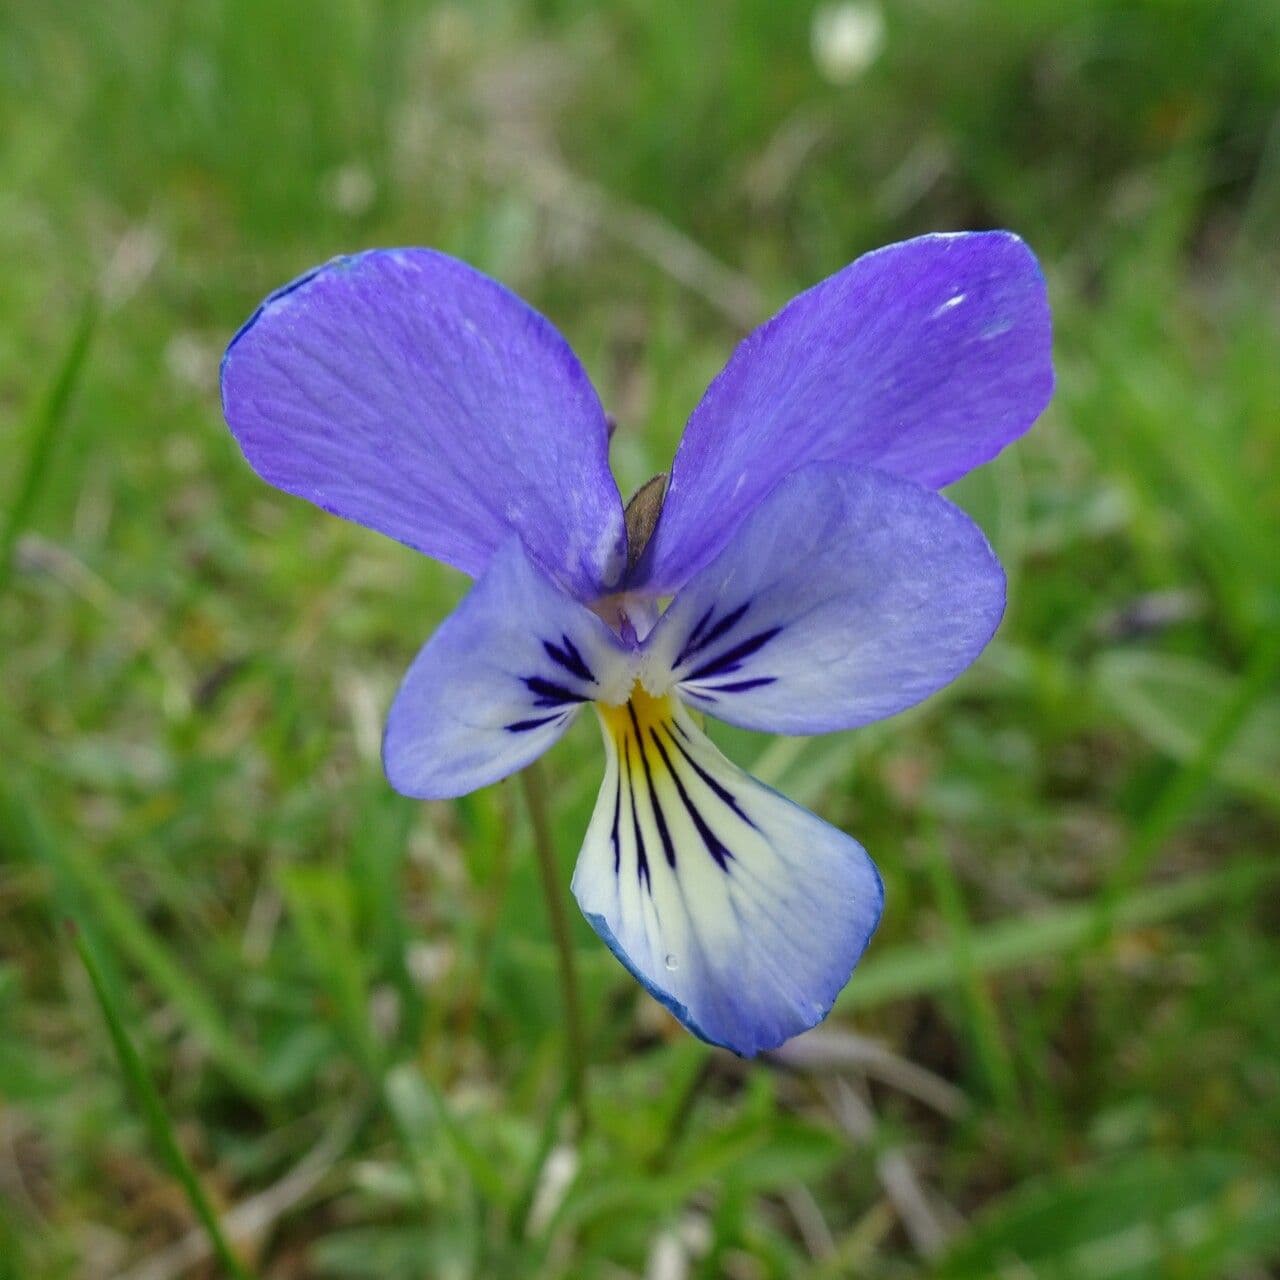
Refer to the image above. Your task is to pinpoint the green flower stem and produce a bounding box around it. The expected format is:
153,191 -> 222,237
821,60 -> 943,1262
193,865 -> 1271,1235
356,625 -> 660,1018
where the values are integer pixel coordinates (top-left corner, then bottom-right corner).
519,760 -> 588,1131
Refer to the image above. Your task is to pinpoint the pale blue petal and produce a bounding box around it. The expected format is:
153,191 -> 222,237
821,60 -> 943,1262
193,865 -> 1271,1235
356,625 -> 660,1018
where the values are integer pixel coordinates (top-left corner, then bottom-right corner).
384,540 -> 637,799
641,463 -> 1005,736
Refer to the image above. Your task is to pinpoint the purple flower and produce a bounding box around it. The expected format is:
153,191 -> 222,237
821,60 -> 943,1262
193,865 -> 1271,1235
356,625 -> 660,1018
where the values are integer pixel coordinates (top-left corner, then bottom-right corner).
221,233 -> 1053,1056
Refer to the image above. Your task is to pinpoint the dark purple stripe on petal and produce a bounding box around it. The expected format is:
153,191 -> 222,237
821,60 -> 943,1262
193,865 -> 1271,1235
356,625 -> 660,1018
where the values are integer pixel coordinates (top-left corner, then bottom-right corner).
543,634 -> 596,684
629,703 -> 677,869
674,604 -> 716,667
684,626 -> 782,682
649,729 -> 732,871
683,604 -> 715,650
660,724 -> 757,831
504,714 -> 562,733
706,676 -> 777,693
676,600 -> 751,668
523,675 -> 586,706
610,770 -> 622,874
623,737 -> 651,892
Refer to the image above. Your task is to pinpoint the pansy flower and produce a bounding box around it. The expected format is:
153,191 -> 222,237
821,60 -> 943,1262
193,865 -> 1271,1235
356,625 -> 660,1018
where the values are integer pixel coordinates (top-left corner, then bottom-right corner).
221,233 -> 1052,1056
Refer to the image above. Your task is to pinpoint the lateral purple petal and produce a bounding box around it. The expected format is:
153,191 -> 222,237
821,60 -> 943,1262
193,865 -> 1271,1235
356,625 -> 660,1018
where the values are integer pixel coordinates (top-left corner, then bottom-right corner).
222,249 -> 625,600
636,232 -> 1052,595
383,540 -> 637,800
642,463 -> 1006,735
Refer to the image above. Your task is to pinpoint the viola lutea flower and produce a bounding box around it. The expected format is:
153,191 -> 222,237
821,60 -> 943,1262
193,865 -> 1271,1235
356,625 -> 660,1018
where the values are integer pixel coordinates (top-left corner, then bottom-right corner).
221,234 -> 1053,1056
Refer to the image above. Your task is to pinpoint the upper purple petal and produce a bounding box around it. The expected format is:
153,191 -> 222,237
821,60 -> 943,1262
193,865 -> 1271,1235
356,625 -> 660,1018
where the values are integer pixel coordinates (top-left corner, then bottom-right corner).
634,232 -> 1053,596
221,249 -> 625,600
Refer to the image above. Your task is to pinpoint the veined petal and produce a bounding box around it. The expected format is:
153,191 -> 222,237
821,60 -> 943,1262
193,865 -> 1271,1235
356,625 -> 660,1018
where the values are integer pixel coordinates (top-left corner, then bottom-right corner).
641,463 -> 1005,735
384,541 -> 636,799
572,689 -> 883,1056
222,249 -> 625,600
635,231 -> 1052,595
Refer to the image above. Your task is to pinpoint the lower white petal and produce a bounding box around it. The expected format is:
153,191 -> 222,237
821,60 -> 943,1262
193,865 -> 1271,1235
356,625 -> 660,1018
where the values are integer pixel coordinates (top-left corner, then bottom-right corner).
571,690 -> 883,1056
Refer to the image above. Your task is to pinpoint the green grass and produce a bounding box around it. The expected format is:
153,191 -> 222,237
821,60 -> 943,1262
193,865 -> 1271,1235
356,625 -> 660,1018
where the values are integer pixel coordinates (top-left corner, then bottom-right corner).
2,1 -> 1279,1276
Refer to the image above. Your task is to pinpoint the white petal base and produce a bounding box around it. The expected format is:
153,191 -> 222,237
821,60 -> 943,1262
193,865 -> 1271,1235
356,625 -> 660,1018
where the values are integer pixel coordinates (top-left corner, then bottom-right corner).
572,690 -> 883,1056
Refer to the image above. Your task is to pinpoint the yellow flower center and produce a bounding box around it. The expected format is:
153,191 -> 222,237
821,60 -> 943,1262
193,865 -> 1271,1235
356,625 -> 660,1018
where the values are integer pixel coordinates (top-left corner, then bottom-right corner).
595,683 -> 677,766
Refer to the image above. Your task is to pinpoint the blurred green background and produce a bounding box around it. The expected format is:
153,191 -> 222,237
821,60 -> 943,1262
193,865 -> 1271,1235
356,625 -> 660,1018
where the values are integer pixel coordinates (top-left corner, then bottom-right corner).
3,1 -> 1280,1276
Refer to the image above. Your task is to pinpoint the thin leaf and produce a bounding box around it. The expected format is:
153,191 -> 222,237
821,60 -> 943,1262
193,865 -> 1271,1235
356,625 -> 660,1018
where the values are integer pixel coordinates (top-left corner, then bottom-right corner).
1095,648 -> 1280,810
71,923 -> 256,1280
923,830 -> 1019,1113
0,778 -> 270,1099
0,298 -> 96,593
839,859 -> 1280,1012
937,1152 -> 1280,1279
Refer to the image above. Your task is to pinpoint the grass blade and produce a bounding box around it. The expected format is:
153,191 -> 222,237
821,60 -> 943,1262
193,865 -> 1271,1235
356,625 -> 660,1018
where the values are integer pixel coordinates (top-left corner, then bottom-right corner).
1100,630 -> 1280,910
71,922 -> 256,1280
0,777 -> 270,1099
839,858 -> 1280,1012
923,831 -> 1019,1114
0,298 -> 96,593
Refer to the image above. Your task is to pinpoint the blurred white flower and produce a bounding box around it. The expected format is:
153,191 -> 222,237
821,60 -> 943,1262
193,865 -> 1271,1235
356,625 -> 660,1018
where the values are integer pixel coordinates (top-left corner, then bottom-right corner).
323,162 -> 377,217
369,984 -> 401,1039
100,225 -> 162,310
646,1230 -> 687,1280
164,332 -> 218,394
680,1211 -> 712,1253
425,2 -> 477,61
527,1144 -> 579,1235
811,2 -> 885,85
338,669 -> 384,763
406,940 -> 453,987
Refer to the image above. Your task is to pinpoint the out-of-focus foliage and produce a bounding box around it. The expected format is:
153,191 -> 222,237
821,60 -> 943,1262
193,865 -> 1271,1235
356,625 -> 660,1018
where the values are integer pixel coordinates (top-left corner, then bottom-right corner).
2,1 -> 1278,1276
